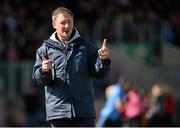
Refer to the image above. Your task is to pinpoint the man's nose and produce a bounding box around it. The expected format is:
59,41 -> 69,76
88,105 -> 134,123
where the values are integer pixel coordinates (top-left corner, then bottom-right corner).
65,23 -> 69,28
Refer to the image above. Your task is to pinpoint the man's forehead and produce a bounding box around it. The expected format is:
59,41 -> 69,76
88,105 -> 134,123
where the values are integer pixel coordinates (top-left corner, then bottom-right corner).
58,13 -> 72,18
55,13 -> 72,21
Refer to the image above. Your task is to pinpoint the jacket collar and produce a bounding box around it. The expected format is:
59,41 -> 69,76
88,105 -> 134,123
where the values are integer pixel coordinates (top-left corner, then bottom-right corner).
44,28 -> 82,49
50,28 -> 80,44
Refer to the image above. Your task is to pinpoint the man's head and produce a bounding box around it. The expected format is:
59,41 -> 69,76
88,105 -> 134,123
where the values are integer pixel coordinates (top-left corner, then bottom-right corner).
52,7 -> 74,42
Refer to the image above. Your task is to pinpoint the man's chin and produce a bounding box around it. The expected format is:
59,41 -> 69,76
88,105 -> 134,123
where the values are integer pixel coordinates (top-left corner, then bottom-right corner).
63,35 -> 70,41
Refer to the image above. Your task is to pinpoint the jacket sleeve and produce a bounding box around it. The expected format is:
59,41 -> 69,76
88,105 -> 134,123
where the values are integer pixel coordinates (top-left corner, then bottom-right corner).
88,43 -> 111,79
32,46 -> 52,86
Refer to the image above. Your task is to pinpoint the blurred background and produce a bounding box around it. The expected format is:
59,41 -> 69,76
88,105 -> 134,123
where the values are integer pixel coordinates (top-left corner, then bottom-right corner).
0,0 -> 179,126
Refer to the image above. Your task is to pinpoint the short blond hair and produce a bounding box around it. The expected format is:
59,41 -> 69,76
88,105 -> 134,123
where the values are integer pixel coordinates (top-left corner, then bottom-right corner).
52,7 -> 74,21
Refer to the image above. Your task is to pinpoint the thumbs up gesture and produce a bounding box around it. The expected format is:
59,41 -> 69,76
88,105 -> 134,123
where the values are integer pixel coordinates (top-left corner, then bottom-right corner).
98,39 -> 109,59
40,54 -> 53,72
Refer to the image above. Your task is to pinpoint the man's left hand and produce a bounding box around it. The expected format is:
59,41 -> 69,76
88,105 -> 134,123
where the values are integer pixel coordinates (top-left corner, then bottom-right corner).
98,39 -> 109,59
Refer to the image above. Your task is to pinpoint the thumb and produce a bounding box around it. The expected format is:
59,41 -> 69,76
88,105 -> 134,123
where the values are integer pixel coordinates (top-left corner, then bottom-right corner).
102,38 -> 107,48
40,53 -> 47,61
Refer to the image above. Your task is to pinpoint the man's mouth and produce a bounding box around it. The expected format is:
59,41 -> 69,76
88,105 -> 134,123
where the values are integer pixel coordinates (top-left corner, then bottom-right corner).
64,30 -> 69,34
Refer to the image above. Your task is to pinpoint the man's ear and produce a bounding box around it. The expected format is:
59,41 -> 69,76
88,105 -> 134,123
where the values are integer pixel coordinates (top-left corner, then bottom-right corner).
52,21 -> 56,29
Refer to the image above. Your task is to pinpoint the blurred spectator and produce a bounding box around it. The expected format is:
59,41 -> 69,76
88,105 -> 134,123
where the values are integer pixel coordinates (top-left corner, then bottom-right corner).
163,20 -> 175,43
96,79 -> 126,127
123,84 -> 143,126
145,83 -> 167,126
6,42 -> 19,62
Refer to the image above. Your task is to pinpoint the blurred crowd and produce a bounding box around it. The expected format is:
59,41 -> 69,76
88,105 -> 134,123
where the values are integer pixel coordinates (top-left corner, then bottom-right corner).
0,0 -> 179,62
96,77 -> 177,127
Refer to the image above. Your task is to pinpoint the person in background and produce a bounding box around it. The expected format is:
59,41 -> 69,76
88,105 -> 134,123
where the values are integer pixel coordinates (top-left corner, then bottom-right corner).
145,83 -> 166,126
123,84 -> 143,126
32,7 -> 111,127
96,79 -> 126,127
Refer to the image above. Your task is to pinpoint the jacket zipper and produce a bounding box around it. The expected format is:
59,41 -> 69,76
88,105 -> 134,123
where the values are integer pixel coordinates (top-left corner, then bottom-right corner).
64,43 -> 75,118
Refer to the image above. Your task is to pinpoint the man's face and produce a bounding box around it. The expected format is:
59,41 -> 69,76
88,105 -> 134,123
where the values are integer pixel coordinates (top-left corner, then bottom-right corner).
52,13 -> 73,42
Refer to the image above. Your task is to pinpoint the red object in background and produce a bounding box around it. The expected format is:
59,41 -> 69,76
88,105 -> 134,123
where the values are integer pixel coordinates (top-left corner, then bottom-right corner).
164,95 -> 176,116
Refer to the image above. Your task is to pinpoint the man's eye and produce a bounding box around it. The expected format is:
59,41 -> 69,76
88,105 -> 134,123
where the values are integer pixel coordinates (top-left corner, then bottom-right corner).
60,22 -> 66,25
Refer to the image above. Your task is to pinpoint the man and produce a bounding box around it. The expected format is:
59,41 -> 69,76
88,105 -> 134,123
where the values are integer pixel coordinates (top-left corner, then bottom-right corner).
33,7 -> 111,127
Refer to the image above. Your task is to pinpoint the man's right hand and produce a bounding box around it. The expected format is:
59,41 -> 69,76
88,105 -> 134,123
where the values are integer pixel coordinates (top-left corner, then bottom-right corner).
41,54 -> 53,72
